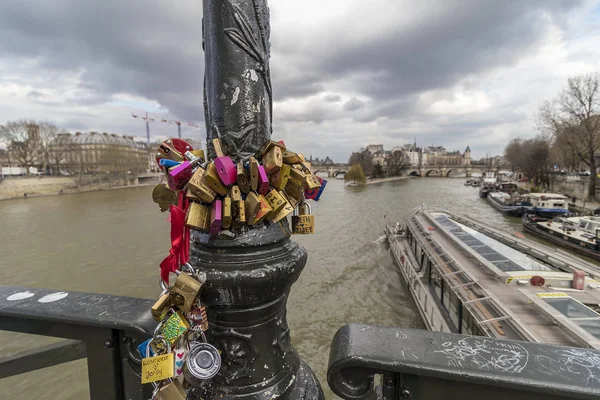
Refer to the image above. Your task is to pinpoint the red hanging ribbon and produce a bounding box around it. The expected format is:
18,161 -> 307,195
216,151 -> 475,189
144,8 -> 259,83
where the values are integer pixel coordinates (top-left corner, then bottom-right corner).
159,191 -> 190,284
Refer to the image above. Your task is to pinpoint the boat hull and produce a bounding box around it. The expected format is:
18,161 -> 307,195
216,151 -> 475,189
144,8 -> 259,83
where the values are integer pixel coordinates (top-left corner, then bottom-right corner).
531,208 -> 569,218
487,195 -> 529,217
522,214 -> 600,262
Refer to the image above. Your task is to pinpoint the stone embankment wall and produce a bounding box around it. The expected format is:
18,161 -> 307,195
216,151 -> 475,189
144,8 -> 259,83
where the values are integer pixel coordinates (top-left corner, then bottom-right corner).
0,175 -> 157,200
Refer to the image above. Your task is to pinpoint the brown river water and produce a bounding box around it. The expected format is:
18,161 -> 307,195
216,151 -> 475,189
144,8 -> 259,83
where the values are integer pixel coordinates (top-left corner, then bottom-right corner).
0,177 -> 529,399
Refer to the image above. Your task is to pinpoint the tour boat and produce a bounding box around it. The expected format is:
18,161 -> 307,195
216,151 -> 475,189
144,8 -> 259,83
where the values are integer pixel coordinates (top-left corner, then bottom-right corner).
524,193 -> 569,218
522,214 -> 600,262
386,209 -> 600,348
487,191 -> 532,216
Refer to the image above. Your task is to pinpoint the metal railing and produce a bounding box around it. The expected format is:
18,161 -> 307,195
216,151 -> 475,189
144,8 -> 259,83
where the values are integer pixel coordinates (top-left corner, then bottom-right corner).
0,285 -> 155,400
328,324 -> 600,400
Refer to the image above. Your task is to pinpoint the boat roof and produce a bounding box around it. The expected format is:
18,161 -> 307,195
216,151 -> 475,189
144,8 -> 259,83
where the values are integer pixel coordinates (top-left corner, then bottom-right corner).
411,210 -> 600,348
527,193 -> 568,199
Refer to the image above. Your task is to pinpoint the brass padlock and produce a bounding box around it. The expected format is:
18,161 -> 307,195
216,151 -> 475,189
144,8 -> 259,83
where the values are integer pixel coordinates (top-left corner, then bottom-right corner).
156,140 -> 184,162
285,179 -> 304,203
265,189 -> 286,214
256,139 -> 286,158
304,174 -> 321,189
249,157 -> 259,192
187,168 -> 217,203
151,290 -> 174,322
155,379 -> 187,400
222,197 -> 232,229
270,192 -> 294,223
233,199 -> 246,228
204,163 -> 228,196
245,192 -> 262,220
248,195 -> 273,226
230,185 -> 242,201
291,202 -> 315,234
283,151 -> 303,164
299,161 -> 313,174
289,166 -> 306,185
283,191 -> 299,209
237,162 -> 250,193
171,272 -> 203,313
185,202 -> 211,232
269,164 -> 290,190
262,146 -> 283,175
212,137 -> 224,157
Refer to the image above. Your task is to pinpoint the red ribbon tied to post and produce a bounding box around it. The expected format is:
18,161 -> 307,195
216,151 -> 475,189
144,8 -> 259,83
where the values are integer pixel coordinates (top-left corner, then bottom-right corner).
160,191 -> 190,284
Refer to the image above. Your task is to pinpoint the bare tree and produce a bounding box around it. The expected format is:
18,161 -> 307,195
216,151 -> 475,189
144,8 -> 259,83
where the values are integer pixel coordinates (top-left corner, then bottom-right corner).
504,138 -> 523,172
389,150 -> 410,176
504,136 -> 554,188
0,120 -> 42,175
37,121 -> 60,175
348,150 -> 373,176
538,73 -> 600,200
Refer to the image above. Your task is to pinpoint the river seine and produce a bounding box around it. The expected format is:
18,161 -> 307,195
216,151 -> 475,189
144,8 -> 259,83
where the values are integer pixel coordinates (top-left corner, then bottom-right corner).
0,177 -> 525,399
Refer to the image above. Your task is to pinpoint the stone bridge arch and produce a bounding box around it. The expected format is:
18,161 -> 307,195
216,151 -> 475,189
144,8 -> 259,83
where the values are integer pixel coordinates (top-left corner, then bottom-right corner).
425,170 -> 441,177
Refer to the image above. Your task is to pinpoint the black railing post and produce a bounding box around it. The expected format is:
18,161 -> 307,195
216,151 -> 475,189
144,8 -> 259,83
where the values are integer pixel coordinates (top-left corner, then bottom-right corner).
187,1 -> 323,399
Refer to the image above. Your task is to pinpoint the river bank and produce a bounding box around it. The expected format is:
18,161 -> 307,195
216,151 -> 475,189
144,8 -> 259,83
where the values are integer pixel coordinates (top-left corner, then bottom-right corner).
365,175 -> 411,185
0,176 -> 154,201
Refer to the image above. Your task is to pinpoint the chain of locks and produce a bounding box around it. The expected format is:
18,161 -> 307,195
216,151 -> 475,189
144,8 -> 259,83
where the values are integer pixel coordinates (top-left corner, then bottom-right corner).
141,138 -> 328,399
152,137 -> 327,235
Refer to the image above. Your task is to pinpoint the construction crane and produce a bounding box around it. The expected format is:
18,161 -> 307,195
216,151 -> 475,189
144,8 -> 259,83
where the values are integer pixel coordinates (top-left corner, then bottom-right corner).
131,112 -> 154,144
157,118 -> 202,139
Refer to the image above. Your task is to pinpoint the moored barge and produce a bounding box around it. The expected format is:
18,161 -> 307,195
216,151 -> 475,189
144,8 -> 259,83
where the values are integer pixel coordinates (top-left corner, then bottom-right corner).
386,209 -> 600,348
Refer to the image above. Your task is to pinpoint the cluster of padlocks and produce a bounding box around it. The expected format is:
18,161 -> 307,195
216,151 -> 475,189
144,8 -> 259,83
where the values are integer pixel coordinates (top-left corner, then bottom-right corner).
138,263 -> 218,398
152,137 -> 326,235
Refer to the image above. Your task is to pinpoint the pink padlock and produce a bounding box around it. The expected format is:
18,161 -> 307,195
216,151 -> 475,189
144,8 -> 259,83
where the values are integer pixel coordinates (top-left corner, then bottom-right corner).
167,161 -> 193,191
210,199 -> 222,236
257,165 -> 269,195
214,156 -> 237,186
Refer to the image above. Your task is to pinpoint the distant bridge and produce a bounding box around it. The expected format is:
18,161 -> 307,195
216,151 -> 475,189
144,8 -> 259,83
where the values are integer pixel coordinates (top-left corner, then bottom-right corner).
310,162 -> 349,178
406,164 -> 513,178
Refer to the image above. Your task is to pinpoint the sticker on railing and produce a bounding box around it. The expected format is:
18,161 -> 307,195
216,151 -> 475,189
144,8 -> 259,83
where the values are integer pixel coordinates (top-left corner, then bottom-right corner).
38,292 -> 69,303
536,293 -> 568,298
7,291 -> 35,301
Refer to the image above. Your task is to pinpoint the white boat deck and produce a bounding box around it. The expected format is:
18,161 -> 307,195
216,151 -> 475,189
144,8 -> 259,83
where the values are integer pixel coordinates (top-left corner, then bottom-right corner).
413,212 -> 582,347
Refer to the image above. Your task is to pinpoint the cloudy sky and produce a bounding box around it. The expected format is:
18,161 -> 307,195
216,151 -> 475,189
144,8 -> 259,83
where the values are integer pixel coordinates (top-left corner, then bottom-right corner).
0,0 -> 599,162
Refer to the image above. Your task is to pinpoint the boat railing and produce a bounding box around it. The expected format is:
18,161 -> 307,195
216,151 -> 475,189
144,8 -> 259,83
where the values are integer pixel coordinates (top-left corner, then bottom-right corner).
0,284 -> 154,400
328,323 -> 600,400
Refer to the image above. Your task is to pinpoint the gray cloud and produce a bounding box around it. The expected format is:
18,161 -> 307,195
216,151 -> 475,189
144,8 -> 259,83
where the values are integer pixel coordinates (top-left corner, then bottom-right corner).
0,0 -> 595,162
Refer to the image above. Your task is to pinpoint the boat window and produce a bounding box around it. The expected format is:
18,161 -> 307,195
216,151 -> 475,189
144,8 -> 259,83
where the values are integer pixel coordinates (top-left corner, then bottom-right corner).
448,290 -> 461,329
573,319 -> 600,340
431,267 -> 442,300
543,297 -> 599,319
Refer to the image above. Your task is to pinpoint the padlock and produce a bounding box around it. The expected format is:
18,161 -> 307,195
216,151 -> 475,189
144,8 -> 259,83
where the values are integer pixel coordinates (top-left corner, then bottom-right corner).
245,192 -> 262,220
162,311 -> 191,345
210,199 -> 222,235
285,179 -> 304,203
232,199 -> 246,228
304,174 -> 321,190
214,156 -> 237,186
249,157 -> 259,192
222,197 -> 232,229
141,337 -> 174,384
184,342 -> 222,387
187,304 -> 209,332
212,138 -> 225,158
184,151 -> 203,165
269,164 -> 290,190
237,162 -> 250,193
187,168 -> 217,204
152,183 -> 178,213
230,185 -> 242,201
190,149 -> 205,161
157,140 -> 184,162
152,290 -> 174,322
282,190 -> 299,209
159,159 -> 181,168
288,167 -> 306,186
155,379 -> 187,400
283,151 -> 303,164
256,139 -> 286,158
304,176 -> 327,201
167,161 -> 194,191
248,195 -> 272,225
262,146 -> 283,175
299,161 -> 313,175
185,202 -> 211,232
172,272 -> 203,313
185,187 -> 201,202
291,202 -> 315,234
271,200 -> 294,223
137,338 -> 155,359
204,163 -> 228,196
265,189 -> 287,214
257,165 -> 269,195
